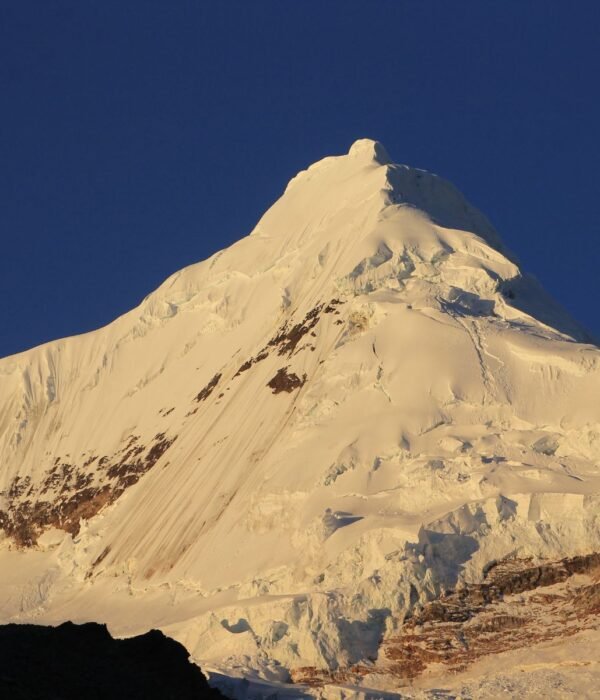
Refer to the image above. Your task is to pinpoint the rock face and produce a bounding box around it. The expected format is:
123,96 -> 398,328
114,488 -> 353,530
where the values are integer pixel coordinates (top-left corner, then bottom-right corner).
291,552 -> 600,686
0,621 -> 225,699
0,431 -> 177,547
0,140 -> 599,696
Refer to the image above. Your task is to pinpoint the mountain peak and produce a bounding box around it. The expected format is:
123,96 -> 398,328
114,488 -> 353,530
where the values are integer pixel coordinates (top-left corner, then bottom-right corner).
347,138 -> 391,165
279,139 -> 505,258
1,139 -> 599,698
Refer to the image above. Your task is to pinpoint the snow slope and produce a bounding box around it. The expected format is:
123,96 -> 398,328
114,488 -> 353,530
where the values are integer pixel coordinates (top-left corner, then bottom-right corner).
0,139 -> 599,696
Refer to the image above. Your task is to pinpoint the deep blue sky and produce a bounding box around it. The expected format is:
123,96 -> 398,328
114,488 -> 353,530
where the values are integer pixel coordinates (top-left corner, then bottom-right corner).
1,1 -> 599,357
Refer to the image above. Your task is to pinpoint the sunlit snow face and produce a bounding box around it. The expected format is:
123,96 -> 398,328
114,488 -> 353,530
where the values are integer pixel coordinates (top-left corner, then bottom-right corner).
1,140 -> 599,696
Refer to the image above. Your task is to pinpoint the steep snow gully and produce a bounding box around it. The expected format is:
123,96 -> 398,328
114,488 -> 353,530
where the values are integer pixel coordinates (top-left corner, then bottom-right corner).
1,140 -> 599,697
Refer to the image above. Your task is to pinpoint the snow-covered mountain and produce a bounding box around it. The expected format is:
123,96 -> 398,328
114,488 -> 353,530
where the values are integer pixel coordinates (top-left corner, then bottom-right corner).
1,139 -> 599,698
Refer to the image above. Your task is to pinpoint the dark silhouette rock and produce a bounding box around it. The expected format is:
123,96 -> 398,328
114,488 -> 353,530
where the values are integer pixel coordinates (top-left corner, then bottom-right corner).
0,621 -> 227,699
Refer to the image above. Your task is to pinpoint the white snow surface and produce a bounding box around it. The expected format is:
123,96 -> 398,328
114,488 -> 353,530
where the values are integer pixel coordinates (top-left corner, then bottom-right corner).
1,139 -> 599,696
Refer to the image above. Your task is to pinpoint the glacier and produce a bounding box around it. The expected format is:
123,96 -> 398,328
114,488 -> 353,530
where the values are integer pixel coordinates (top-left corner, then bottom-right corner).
0,139 -> 599,698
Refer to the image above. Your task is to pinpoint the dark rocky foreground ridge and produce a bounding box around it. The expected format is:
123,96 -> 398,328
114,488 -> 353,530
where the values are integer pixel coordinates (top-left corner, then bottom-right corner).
0,621 -> 226,699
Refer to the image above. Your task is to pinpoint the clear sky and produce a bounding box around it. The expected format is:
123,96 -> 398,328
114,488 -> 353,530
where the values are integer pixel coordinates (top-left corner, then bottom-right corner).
1,1 -> 598,357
